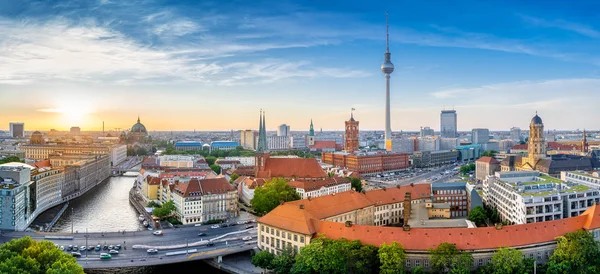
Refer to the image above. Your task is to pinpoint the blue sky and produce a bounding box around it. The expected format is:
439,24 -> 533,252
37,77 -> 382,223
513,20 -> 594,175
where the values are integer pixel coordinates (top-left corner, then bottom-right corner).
1,0 -> 599,131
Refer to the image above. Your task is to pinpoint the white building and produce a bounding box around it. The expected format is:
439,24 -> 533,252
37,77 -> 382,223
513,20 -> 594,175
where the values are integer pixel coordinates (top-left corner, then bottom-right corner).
110,144 -> 127,166
158,155 -> 194,168
287,177 -> 352,199
483,171 -> 600,224
31,167 -> 64,220
561,171 -> 600,189
170,178 -> 238,224
391,138 -> 415,153
417,136 -> 440,152
215,159 -> 241,170
420,127 -> 434,137
268,136 -> 290,151
0,164 -> 30,231
498,140 -> 515,153
225,156 -> 255,166
290,136 -> 307,149
510,127 -> 522,142
439,138 -> 459,150
278,124 -> 290,137
471,128 -> 490,145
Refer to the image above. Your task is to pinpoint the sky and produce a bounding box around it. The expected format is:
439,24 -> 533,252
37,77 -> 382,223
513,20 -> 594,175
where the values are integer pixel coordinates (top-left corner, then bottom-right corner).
1,0 -> 600,132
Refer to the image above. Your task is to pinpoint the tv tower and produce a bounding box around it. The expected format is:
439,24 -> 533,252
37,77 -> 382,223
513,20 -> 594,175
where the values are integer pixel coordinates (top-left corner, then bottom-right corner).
381,11 -> 395,151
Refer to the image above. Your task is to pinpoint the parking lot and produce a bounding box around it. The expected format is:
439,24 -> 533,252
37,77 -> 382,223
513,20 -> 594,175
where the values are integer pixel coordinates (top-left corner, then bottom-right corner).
365,162 -> 468,187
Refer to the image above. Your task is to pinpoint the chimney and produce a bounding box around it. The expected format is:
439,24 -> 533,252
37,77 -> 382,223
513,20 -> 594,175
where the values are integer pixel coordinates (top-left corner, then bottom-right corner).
299,204 -> 304,209
403,192 -> 412,222
345,221 -> 352,227
495,223 -> 502,230
403,225 -> 411,231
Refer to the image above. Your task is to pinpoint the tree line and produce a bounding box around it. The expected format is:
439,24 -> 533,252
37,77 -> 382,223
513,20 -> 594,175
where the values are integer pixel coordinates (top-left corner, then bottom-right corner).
252,229 -> 599,274
0,236 -> 84,273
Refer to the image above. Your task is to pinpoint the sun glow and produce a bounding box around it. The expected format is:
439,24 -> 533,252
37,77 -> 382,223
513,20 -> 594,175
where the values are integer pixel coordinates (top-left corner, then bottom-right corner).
39,100 -> 96,128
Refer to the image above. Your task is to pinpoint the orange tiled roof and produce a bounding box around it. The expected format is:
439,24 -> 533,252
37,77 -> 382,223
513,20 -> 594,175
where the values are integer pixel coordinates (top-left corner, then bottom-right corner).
258,157 -> 327,179
364,184 -> 431,206
311,140 -> 337,149
476,156 -> 500,164
287,177 -> 350,191
199,177 -> 235,194
32,160 -> 51,168
235,176 -> 267,189
582,204 -> 600,230
286,191 -> 374,219
147,177 -> 162,185
314,214 -> 590,251
258,203 -> 318,235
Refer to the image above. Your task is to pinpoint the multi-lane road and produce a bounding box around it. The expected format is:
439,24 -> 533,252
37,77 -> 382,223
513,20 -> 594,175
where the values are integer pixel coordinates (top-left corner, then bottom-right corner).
365,164 -> 464,189
0,223 -> 258,269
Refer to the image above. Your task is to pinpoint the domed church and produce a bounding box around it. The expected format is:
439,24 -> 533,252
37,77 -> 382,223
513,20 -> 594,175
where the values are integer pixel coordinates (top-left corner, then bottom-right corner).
120,116 -> 151,145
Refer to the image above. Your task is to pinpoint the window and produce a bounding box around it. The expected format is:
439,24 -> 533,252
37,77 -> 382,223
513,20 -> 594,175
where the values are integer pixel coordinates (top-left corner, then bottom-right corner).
271,228 -> 274,234
261,225 -> 264,232
282,231 -> 286,238
300,236 -> 305,243
406,260 -> 411,268
294,235 -> 298,241
276,230 -> 280,237
478,259 -> 483,267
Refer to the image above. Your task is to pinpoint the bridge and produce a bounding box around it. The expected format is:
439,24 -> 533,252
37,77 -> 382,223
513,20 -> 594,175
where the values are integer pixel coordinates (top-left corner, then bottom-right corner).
0,223 -> 258,269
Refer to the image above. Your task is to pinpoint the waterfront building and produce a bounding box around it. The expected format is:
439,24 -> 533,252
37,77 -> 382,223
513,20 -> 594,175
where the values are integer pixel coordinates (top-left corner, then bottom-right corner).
471,128 -> 490,144
21,143 -> 126,167
287,177 -> 352,199
9,122 -> 24,138
158,155 -> 194,168
170,178 -> 238,224
30,167 -> 64,219
0,164 -> 30,230
344,111 -> 359,152
440,110 -> 457,138
321,151 -> 409,175
174,141 -> 202,151
432,182 -> 468,217
210,141 -> 238,151
420,127 -> 434,137
277,124 -> 290,137
110,144 -> 127,166
483,171 -> 600,224
410,150 -> 459,168
475,156 -> 500,181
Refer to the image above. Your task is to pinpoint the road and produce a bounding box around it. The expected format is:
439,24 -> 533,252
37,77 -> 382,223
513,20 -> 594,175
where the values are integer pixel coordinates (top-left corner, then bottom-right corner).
365,164 -> 461,188
0,223 -> 258,269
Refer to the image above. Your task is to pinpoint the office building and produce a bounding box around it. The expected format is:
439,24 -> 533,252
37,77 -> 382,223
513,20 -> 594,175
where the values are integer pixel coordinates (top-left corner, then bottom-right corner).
168,178 -> 238,224
432,182 -> 468,217
277,124 -> 290,137
321,152 -> 409,175
239,130 -> 256,150
390,138 -> 415,154
510,127 -> 522,142
455,144 -> 483,161
410,150 -> 459,168
0,164 -> 30,231
475,156 -> 500,181
471,128 -> 490,144
290,136 -> 306,149
30,167 -> 64,219
9,123 -> 24,138
158,155 -> 194,168
267,136 -> 290,151
417,136 -> 440,152
420,127 -> 434,137
210,141 -> 238,151
174,141 -> 203,151
440,110 -> 457,138
439,138 -> 460,150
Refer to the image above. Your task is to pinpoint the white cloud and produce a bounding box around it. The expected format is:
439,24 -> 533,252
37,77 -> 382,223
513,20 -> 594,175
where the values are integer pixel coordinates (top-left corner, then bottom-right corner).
520,14 -> 600,38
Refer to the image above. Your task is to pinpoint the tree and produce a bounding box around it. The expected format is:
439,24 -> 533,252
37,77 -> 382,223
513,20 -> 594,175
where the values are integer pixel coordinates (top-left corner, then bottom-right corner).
291,237 -> 378,274
378,242 -> 406,274
152,201 -> 176,219
205,156 -> 217,166
0,236 -> 84,274
348,177 -> 363,192
450,252 -> 473,274
468,206 -> 487,226
271,246 -> 296,274
251,178 -> 300,215
0,156 -> 23,165
147,201 -> 160,208
210,164 -> 221,174
229,173 -> 240,184
136,147 -> 148,156
488,247 -> 524,274
481,150 -> 498,157
547,230 -> 600,274
412,266 -> 425,274
429,243 -> 472,273
251,250 -> 275,270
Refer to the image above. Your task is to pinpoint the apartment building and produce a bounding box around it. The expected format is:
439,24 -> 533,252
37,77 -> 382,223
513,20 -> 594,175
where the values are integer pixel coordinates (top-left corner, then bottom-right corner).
287,177 -> 352,199
169,178 -> 238,224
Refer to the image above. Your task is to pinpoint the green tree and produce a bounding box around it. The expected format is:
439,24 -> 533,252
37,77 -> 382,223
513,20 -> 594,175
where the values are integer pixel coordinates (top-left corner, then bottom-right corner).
348,177 -> 363,192
251,178 -> 300,215
146,201 -> 160,208
136,147 -> 148,156
429,242 -> 473,273
271,246 -> 296,274
291,237 -> 378,274
378,242 -> 406,274
229,173 -> 240,184
412,266 -> 425,274
547,230 -> 600,274
152,201 -> 176,219
205,156 -> 217,166
468,206 -> 487,226
450,252 -> 473,274
481,150 -> 498,157
0,156 -> 23,165
0,236 -> 84,274
489,247 -> 525,274
251,250 -> 275,270
210,164 -> 221,174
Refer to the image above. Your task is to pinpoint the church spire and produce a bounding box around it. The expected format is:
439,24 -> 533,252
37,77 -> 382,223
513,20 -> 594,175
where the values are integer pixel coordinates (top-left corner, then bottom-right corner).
583,128 -> 589,153
257,110 -> 268,153
309,119 -> 315,137
137,115 -> 140,123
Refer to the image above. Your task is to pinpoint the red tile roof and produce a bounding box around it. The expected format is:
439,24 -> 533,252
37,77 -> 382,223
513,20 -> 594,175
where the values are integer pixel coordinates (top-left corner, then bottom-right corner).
172,177 -> 234,198
287,177 -> 350,191
257,157 -> 327,179
364,184 -> 431,206
476,156 -> 500,164
258,203 -> 318,235
199,177 -> 235,194
235,176 -> 267,189
311,140 -> 337,149
285,191 -> 374,220
32,160 -> 51,168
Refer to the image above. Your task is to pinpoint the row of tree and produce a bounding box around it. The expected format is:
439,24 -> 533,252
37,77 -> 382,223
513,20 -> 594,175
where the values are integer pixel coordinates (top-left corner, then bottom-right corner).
459,163 -> 476,175
253,229 -> 600,274
0,236 -> 84,273
0,156 -> 23,165
162,145 -> 255,157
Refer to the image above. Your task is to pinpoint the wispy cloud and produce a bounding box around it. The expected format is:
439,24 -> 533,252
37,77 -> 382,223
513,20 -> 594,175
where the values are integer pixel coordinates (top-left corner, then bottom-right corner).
519,14 -> 600,38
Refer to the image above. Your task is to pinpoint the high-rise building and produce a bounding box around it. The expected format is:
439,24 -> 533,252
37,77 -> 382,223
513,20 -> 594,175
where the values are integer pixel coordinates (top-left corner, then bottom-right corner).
239,130 -> 256,150
344,110 -> 359,152
440,110 -> 457,138
420,126 -> 434,137
381,12 -> 395,151
70,127 -> 81,135
277,124 -> 290,137
510,127 -> 522,142
9,122 -> 24,138
471,128 -> 490,144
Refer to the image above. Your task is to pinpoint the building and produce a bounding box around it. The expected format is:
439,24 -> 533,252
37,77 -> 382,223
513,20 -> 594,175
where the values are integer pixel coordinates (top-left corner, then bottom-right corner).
0,149 -> 25,159
290,136 -> 307,149
321,152 -> 409,175
309,140 -> 338,152
70,127 -> 81,135
432,182 -> 468,217
439,138 -> 459,150
277,124 -> 290,137
475,156 -> 501,181
21,144 -> 112,161
510,127 -> 522,142
174,141 -> 203,151
471,128 -> 490,145
390,138 -> 415,153
158,155 -> 194,168
30,167 -> 64,220
482,141 -> 499,152
440,110 -> 457,138
9,123 -> 24,138
420,127 -> 434,137
170,178 -> 238,224
122,116 -> 150,145
381,12 -> 394,151
344,111 -> 359,152
307,120 -> 316,147
483,171 -> 600,224
110,144 -> 127,166
235,176 -> 267,205
498,139 -> 515,153
426,202 -> 451,219
215,159 -> 241,170
267,136 -> 289,151
0,164 -> 30,231
417,136 -> 440,152
30,131 -> 45,145
561,171 -> 600,189
287,177 -> 352,199
210,141 -> 238,151
239,130 -> 256,150
455,144 -> 483,161
410,150 -> 459,168
225,156 -> 254,166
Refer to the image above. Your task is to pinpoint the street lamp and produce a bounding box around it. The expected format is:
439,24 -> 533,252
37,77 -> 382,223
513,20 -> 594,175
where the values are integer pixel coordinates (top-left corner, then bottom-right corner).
85,228 -> 89,264
71,208 -> 74,234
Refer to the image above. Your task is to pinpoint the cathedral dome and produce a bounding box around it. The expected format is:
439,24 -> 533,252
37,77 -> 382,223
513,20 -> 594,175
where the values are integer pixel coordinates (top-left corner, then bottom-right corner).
530,114 -> 543,125
131,117 -> 147,133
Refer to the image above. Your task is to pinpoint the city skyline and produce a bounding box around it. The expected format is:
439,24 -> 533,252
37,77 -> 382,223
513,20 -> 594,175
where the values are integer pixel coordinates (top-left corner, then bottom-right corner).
2,0 -> 600,131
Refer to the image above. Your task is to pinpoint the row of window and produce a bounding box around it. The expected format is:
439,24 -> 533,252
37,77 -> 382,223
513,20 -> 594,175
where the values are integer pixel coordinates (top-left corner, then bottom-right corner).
261,225 -> 305,243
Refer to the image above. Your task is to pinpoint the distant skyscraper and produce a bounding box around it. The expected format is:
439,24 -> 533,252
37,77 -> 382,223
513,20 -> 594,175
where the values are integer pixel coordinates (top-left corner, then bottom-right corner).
471,128 -> 490,144
277,124 -> 290,137
381,12 -> 395,151
344,109 -> 359,152
440,110 -> 457,138
9,123 -> 24,138
510,127 -> 522,142
420,126 -> 434,137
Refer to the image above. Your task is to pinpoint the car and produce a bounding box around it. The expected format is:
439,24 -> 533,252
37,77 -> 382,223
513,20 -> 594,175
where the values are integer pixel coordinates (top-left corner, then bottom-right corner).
245,224 -> 254,229
67,245 -> 73,251
147,249 -> 158,254
242,236 -> 252,241
108,245 -> 114,250
210,225 -> 220,229
153,231 -> 163,236
207,242 -> 214,247
109,250 -> 119,255
71,252 -> 82,257
236,221 -> 247,225
95,246 -> 101,251
221,223 -> 229,228
79,246 -> 86,251
115,245 -> 121,250
88,246 -> 94,251
59,245 -> 65,251
198,233 -> 206,236
230,223 -> 237,226
103,245 -> 108,250
100,253 -> 112,259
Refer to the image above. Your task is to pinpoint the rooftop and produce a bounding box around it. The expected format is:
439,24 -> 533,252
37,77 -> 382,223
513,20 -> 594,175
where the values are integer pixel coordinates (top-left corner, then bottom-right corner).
175,141 -> 202,146
211,141 -> 239,147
